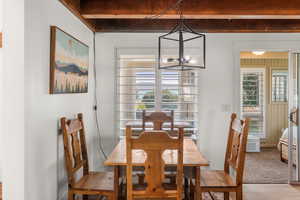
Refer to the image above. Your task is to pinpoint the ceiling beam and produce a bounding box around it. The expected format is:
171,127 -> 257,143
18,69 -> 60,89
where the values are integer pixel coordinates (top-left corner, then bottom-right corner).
83,14 -> 300,20
56,0 -> 300,33
81,0 -> 300,19
59,0 -> 96,31
94,19 -> 300,33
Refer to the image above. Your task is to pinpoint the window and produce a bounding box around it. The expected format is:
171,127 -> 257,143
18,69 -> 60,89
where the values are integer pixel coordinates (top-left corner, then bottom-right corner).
240,68 -> 265,138
272,69 -> 288,102
117,55 -> 156,129
161,70 -> 198,129
117,53 -> 199,136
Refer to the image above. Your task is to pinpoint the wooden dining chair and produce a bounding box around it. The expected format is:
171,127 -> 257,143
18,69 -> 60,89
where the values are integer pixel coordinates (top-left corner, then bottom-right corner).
142,110 -> 174,131
190,113 -> 250,200
61,113 -> 118,200
126,126 -> 184,200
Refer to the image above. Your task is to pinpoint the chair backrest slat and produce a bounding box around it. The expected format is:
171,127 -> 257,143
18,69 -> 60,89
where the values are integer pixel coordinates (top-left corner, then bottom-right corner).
224,113 -> 250,185
126,126 -> 183,199
142,110 -> 174,131
61,113 -> 89,186
66,119 -> 82,134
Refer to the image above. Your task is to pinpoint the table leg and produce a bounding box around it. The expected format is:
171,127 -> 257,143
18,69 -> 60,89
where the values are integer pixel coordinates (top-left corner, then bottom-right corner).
184,177 -> 189,200
194,167 -> 202,200
114,166 -> 120,200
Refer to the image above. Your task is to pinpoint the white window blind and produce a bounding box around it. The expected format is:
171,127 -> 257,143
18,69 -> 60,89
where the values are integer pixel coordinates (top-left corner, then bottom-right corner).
117,54 -> 199,136
240,68 -> 266,138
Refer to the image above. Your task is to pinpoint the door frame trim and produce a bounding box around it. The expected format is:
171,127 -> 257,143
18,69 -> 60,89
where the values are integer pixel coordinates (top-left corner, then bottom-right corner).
288,52 -> 300,182
233,40 -> 300,184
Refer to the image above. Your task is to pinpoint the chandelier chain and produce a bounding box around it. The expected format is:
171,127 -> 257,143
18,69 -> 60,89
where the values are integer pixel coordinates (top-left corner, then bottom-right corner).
145,0 -> 184,20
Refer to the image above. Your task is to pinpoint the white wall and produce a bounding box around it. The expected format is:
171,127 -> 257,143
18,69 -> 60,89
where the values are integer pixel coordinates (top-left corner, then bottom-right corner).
23,0 -> 103,200
0,0 -> 3,183
2,0 -> 25,199
95,33 -> 300,169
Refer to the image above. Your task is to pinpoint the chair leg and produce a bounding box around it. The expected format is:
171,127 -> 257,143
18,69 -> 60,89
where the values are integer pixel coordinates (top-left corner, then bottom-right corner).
137,174 -> 144,185
95,196 -> 102,200
224,192 -> 229,200
113,191 -> 118,200
121,181 -> 125,200
184,177 -> 189,200
170,175 -> 176,184
189,180 -> 194,200
124,181 -> 127,200
236,187 -> 243,200
177,189 -> 183,200
198,191 -> 202,200
68,191 -> 74,200
107,193 -> 115,200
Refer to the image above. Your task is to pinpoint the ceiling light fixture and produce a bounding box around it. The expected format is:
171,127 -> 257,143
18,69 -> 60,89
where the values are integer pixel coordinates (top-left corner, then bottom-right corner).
252,50 -> 266,56
157,0 -> 206,71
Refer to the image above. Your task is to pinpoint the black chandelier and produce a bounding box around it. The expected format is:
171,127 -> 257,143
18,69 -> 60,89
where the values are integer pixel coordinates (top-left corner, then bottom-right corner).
158,2 -> 206,71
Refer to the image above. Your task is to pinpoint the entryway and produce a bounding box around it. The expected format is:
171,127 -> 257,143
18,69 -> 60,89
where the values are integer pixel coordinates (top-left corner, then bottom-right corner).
240,51 -> 289,184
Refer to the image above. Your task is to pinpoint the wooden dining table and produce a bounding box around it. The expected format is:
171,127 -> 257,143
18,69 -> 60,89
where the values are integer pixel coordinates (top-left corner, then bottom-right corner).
104,138 -> 209,200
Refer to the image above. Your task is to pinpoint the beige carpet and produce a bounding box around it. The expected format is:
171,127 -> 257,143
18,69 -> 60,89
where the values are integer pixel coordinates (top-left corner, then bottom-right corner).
244,148 -> 288,184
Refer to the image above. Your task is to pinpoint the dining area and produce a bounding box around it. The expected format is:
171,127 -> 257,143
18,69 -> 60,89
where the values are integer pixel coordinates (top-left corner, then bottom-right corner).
4,0 -> 300,200
61,111 -> 249,200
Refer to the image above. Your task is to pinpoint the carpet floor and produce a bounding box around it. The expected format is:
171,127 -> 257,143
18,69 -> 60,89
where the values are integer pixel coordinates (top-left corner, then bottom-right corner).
244,148 -> 288,184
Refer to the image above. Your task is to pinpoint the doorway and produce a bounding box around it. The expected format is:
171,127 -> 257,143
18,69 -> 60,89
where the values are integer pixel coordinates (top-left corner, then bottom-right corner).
240,51 -> 289,184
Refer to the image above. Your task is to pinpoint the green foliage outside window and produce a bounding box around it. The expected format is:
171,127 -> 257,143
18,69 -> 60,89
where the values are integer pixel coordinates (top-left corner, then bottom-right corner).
140,90 -> 179,110
242,74 -> 259,107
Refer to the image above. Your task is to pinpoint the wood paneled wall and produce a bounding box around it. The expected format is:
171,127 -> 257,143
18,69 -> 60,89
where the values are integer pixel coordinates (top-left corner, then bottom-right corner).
241,57 -> 288,147
268,104 -> 288,145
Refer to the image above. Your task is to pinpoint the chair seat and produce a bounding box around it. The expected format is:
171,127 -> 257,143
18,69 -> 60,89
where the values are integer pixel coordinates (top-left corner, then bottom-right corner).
132,189 -> 178,198
200,170 -> 237,188
73,171 -> 114,192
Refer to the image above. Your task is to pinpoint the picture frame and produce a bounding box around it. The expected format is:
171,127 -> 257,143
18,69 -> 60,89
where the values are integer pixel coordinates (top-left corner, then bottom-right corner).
50,26 -> 89,94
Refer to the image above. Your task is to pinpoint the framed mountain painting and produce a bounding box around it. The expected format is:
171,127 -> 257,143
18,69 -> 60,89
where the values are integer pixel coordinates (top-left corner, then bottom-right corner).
50,26 -> 89,94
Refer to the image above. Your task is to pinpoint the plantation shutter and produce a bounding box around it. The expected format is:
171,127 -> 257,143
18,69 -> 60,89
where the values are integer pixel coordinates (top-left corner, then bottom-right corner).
240,69 -> 265,138
117,55 -> 156,136
117,50 -> 199,137
160,69 -> 199,135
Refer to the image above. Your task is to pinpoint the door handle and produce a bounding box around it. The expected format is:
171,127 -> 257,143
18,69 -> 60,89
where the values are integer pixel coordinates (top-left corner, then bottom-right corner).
290,108 -> 299,125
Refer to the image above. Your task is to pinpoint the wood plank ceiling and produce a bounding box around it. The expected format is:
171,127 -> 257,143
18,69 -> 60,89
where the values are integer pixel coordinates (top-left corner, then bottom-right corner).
60,0 -> 300,32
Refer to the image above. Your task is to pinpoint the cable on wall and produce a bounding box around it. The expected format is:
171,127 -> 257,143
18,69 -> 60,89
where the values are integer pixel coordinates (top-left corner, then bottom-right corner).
92,31 -> 107,160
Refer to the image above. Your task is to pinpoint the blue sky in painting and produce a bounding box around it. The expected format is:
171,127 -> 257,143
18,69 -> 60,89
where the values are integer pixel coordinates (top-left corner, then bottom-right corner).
55,28 -> 89,70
